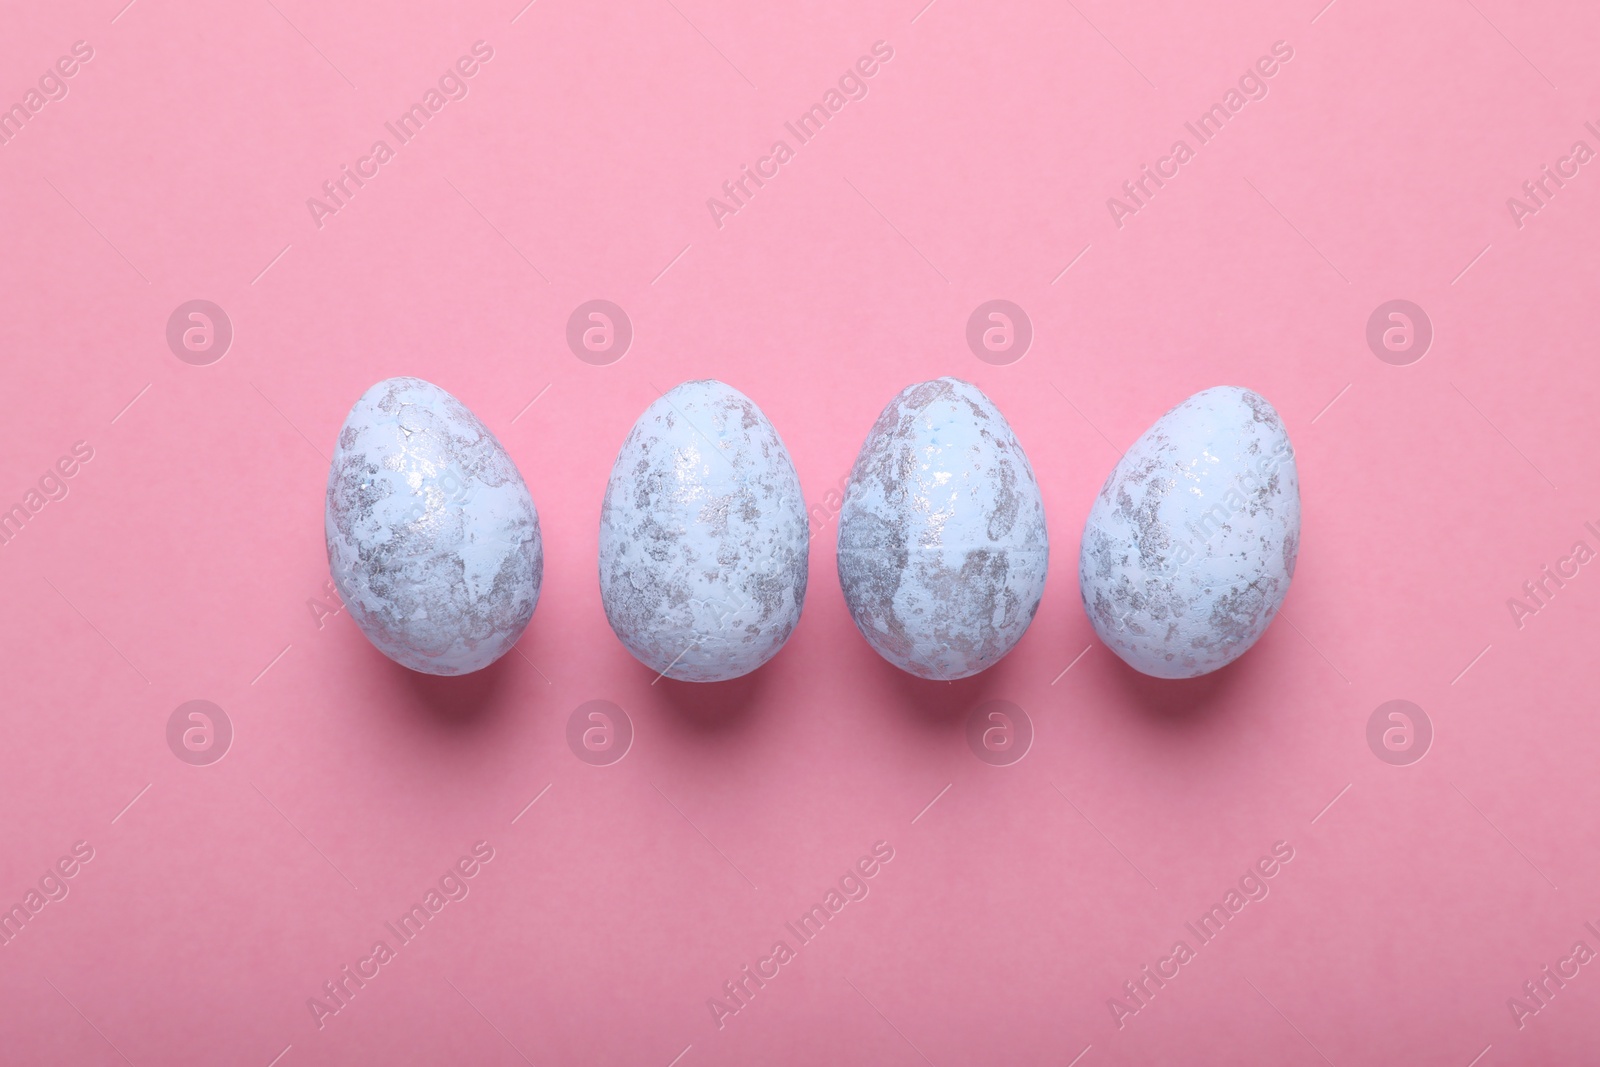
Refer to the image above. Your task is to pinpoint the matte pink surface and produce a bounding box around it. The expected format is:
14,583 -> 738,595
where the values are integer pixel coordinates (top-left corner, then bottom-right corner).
3,1 -> 1598,1063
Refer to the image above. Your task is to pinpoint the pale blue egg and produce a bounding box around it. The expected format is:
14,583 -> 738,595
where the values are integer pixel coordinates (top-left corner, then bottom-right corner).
325,377 -> 542,675
1079,386 -> 1300,679
837,378 -> 1049,680
598,381 -> 808,682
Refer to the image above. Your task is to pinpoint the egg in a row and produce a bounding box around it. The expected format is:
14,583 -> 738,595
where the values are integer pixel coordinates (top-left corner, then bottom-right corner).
325,377 -> 1300,682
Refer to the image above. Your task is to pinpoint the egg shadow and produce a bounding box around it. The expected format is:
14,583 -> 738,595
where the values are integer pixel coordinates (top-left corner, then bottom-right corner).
1106,648 -> 1250,728
370,644 -> 520,733
653,667 -> 772,735
866,649 -> 1019,733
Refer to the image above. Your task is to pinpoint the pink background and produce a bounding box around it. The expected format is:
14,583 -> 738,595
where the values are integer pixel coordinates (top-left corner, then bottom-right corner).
3,0 -> 1598,1063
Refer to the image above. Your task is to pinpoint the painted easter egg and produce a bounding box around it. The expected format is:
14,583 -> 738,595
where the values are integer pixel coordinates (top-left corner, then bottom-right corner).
325,377 -> 542,675
836,378 -> 1049,680
1079,385 -> 1300,679
598,380 -> 808,682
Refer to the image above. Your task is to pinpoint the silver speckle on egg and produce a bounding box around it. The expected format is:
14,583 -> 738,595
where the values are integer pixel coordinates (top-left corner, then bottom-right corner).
325,377 -> 543,676
1078,385 -> 1300,679
598,380 -> 808,682
836,378 -> 1049,680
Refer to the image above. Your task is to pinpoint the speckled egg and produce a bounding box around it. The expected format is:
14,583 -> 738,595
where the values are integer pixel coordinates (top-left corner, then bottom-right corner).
598,381 -> 808,682
1079,385 -> 1300,679
836,378 -> 1049,680
325,377 -> 542,675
